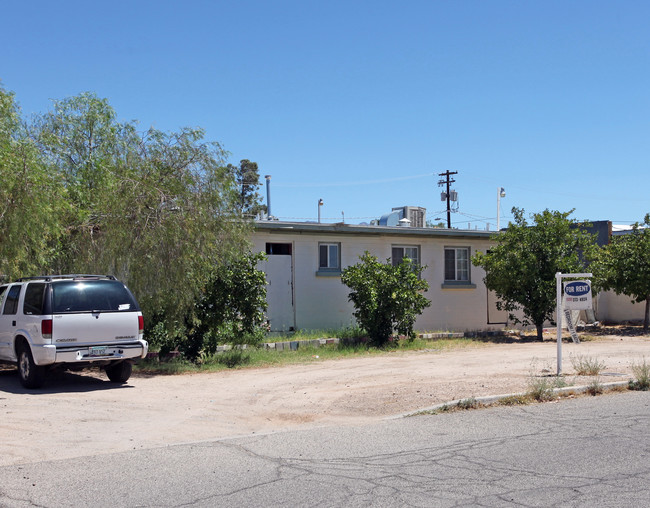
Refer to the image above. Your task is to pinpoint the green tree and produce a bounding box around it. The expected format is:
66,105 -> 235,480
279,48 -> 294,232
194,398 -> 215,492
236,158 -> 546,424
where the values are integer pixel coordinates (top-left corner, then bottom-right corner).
184,252 -> 268,359
592,215 -> 650,332
0,84 -> 67,279
31,92 -> 249,323
227,159 -> 266,217
341,252 -> 430,347
472,208 -> 595,340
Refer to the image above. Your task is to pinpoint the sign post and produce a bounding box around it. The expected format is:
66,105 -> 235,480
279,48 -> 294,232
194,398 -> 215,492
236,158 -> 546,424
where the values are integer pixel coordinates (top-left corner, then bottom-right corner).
556,272 -> 592,375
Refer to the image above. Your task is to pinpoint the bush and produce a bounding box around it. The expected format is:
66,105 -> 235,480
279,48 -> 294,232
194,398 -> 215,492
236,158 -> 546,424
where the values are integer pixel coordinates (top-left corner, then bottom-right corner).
144,252 -> 269,362
146,319 -> 183,357
341,252 -> 430,347
182,252 -> 268,360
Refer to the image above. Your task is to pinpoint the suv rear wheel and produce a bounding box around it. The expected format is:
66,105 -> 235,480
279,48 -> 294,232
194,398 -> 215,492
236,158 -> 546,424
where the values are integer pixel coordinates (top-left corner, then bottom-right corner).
105,361 -> 132,383
17,344 -> 46,389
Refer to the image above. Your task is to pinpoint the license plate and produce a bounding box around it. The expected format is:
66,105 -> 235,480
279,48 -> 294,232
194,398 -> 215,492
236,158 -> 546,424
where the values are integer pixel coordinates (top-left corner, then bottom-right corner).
89,346 -> 107,357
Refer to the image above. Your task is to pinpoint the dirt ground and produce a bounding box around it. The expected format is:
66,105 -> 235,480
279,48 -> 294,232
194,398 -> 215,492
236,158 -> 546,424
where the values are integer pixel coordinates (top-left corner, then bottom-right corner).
1,334 -> 649,467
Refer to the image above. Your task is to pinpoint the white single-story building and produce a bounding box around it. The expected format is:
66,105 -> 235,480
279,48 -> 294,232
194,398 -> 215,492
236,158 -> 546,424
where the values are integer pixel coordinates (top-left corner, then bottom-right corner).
252,218 -> 648,333
252,220 -> 509,333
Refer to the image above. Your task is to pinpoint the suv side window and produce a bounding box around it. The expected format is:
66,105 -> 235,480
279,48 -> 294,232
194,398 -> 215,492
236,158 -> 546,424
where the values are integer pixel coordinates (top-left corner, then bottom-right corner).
3,285 -> 22,315
23,283 -> 47,315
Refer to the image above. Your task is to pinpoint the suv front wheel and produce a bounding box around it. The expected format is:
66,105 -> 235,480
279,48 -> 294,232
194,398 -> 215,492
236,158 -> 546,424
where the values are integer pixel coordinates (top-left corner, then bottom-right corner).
17,344 -> 46,389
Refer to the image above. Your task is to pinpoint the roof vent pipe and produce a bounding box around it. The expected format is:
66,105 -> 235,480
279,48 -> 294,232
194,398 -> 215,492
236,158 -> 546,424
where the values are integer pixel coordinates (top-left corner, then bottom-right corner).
265,175 -> 272,220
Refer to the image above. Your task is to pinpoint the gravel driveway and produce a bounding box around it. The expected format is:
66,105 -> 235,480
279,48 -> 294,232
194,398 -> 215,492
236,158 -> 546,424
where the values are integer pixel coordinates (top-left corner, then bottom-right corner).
1,335 -> 648,466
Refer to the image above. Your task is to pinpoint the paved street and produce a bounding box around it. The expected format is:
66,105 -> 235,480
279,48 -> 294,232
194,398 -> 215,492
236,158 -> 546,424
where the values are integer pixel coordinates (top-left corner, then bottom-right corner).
1,391 -> 648,507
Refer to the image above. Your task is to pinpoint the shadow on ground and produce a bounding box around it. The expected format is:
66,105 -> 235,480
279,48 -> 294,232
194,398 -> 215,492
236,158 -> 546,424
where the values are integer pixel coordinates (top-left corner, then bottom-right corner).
0,365 -> 132,395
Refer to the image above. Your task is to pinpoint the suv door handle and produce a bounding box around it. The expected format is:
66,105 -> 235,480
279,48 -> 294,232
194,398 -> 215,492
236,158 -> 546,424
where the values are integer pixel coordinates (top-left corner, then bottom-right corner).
12,320 -> 16,326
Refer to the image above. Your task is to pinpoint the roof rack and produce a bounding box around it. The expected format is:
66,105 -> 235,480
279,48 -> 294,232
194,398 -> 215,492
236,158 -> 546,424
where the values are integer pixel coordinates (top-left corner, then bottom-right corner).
15,274 -> 117,282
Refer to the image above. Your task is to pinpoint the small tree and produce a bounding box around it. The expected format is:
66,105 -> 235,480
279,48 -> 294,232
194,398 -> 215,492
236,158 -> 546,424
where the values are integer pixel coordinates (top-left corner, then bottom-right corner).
341,252 -> 430,347
184,252 -> 268,359
227,159 -> 266,217
592,215 -> 650,332
472,208 -> 595,340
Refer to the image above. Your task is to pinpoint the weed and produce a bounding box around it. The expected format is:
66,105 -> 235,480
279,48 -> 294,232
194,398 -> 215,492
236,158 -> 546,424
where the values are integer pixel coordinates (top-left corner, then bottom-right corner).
527,359 -> 567,401
498,394 -> 531,406
571,354 -> 606,376
629,357 -> 650,391
585,377 -> 604,396
456,397 -> 480,410
415,398 -> 481,416
527,377 -> 556,401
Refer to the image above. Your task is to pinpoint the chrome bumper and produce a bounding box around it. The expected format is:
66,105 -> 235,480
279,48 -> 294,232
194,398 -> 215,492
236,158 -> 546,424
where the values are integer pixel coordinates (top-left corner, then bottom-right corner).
32,339 -> 148,366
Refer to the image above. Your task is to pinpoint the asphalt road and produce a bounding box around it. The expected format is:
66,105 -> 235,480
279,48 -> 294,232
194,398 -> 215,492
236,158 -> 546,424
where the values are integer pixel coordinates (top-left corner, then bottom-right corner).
1,391 -> 648,507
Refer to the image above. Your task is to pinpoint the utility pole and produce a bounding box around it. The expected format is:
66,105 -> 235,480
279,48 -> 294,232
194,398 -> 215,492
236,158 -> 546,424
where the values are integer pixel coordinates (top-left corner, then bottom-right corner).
438,170 -> 457,229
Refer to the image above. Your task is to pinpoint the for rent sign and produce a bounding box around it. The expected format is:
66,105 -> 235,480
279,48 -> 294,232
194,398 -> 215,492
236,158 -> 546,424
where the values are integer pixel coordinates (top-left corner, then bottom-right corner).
563,280 -> 592,310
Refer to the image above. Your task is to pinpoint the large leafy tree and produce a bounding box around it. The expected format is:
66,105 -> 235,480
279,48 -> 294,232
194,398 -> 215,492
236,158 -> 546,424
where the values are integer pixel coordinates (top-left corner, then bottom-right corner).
592,215 -> 650,332
30,92 -> 249,323
341,252 -> 430,347
472,208 -> 595,340
0,85 -> 67,279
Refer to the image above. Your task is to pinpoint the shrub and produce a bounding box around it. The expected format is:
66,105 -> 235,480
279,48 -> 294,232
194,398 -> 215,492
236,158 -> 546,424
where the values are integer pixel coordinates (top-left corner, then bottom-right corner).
186,252 -> 268,360
146,319 -> 184,357
341,252 -> 430,347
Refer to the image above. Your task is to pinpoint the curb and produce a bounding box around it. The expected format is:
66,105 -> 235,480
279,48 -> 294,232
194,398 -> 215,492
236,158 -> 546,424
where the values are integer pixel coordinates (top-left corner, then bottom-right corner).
388,380 -> 632,419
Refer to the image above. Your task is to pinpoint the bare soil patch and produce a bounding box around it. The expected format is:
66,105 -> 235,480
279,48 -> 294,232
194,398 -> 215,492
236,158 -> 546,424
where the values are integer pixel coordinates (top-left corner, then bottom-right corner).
1,334 -> 648,466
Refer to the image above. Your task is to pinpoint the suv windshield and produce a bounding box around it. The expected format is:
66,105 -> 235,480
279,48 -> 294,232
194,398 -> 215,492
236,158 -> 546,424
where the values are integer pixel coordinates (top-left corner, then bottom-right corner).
52,280 -> 139,313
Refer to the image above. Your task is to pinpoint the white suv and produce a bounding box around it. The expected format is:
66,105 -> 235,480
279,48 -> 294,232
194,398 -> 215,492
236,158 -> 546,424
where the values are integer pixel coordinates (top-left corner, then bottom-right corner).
0,275 -> 148,388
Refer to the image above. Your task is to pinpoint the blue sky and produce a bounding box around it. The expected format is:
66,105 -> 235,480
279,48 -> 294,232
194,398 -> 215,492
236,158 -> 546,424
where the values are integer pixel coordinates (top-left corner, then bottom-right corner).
2,0 -> 649,228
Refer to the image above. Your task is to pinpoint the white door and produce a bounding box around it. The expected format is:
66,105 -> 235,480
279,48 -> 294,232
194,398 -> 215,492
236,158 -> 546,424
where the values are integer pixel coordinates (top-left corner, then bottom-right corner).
263,255 -> 295,332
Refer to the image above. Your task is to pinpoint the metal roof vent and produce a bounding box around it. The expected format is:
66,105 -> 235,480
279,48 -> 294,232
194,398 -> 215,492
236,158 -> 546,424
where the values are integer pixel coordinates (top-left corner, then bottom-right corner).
398,218 -> 411,227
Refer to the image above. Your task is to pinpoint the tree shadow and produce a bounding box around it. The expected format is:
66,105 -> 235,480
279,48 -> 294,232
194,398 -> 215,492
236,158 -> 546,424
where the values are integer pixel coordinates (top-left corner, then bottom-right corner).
588,325 -> 649,337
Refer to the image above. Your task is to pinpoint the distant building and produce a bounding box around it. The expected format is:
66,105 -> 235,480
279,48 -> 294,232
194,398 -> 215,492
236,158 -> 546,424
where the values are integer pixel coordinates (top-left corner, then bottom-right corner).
378,206 -> 426,228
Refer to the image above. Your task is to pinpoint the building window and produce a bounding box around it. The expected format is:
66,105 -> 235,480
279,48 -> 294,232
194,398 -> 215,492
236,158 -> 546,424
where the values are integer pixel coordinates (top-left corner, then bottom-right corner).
266,243 -> 292,255
319,243 -> 340,271
392,245 -> 420,267
444,247 -> 470,282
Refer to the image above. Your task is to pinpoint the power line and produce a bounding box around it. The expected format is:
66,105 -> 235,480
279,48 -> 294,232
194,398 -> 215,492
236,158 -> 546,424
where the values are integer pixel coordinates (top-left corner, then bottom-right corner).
273,173 -> 433,188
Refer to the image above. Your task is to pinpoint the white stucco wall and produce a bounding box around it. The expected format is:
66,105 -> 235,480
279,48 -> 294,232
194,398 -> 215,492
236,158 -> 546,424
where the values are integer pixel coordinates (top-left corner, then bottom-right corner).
596,291 -> 647,324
